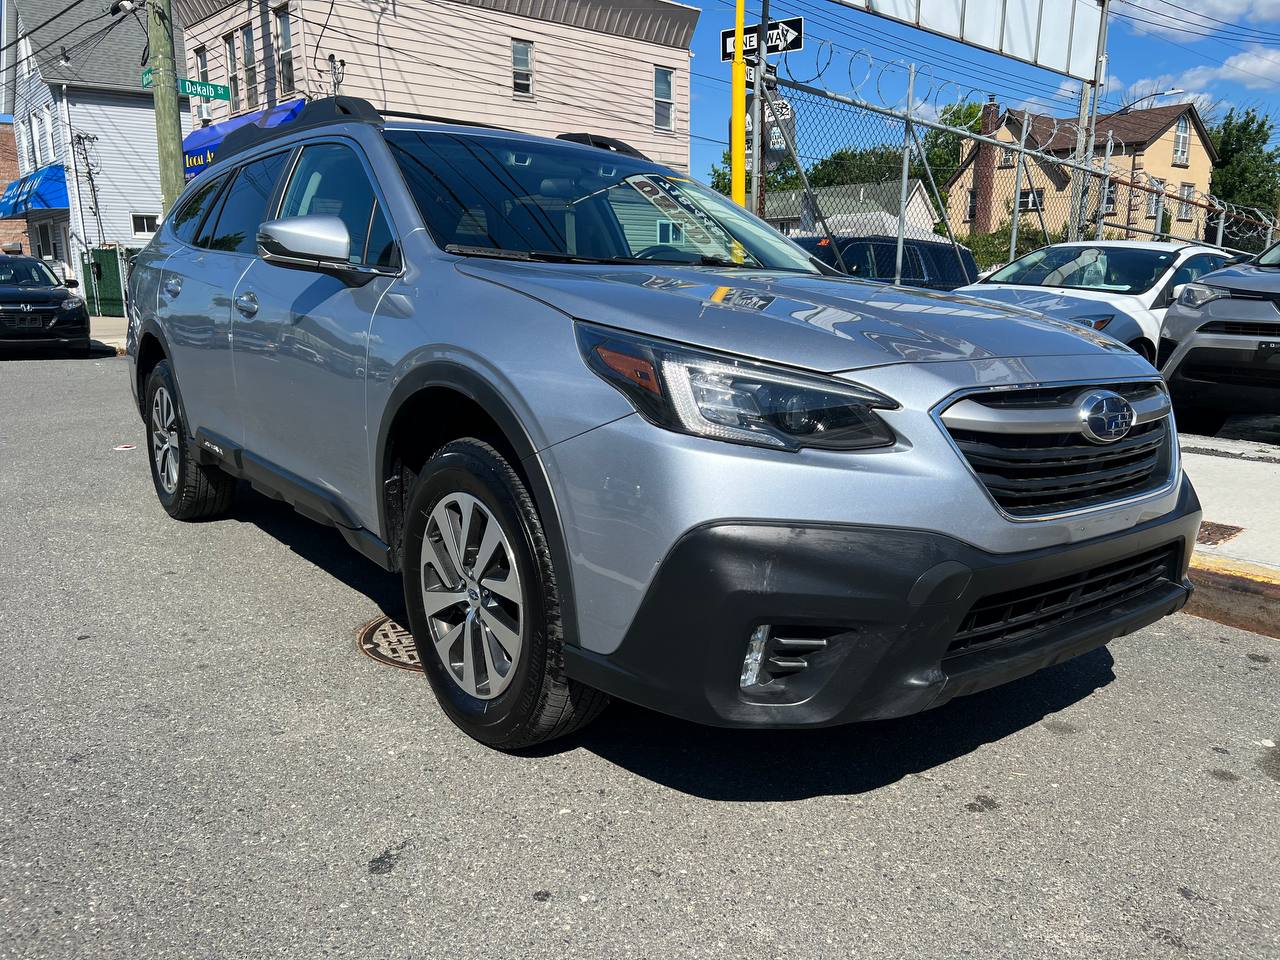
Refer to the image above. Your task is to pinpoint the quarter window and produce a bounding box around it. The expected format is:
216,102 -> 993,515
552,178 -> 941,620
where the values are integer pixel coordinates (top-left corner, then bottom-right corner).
512,40 -> 533,97
276,8 -> 295,95
170,174 -> 227,245
277,143 -> 397,267
1173,115 -> 1190,165
206,152 -> 289,254
654,67 -> 674,131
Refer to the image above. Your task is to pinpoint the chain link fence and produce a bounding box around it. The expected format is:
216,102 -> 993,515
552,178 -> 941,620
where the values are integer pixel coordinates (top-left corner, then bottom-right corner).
748,66 -> 1278,285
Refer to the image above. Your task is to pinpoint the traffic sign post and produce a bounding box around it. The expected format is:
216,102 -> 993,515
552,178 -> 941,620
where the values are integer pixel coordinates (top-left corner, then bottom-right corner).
141,67 -> 154,88
720,17 -> 804,61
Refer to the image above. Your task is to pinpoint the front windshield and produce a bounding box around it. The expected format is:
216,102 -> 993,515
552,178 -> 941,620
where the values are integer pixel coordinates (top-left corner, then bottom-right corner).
985,245 -> 1174,295
0,259 -> 58,287
385,129 -> 818,273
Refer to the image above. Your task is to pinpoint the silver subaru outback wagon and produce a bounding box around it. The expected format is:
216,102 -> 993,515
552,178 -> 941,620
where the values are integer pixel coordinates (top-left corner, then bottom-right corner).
127,98 -> 1201,749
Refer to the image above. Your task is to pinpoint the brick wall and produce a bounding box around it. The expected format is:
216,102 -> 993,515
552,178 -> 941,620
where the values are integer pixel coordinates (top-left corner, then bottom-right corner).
0,123 -> 31,252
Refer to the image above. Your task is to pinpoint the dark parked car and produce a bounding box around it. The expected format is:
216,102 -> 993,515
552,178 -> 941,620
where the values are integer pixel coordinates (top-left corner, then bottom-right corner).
793,234 -> 978,290
0,255 -> 89,355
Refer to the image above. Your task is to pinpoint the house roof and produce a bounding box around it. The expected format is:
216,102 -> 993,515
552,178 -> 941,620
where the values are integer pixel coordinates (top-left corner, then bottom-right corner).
1009,102 -> 1217,163
764,180 -> 934,222
14,0 -> 187,91
176,0 -> 700,49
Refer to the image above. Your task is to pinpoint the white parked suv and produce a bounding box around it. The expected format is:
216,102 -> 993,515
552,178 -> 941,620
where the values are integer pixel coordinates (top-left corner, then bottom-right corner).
957,241 -> 1231,363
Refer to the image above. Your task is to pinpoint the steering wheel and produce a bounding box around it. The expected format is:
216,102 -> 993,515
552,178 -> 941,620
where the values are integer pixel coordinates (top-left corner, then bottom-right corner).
633,244 -> 691,261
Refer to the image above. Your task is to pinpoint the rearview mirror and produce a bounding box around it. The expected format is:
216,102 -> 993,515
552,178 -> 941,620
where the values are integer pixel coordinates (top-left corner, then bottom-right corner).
258,215 -> 351,270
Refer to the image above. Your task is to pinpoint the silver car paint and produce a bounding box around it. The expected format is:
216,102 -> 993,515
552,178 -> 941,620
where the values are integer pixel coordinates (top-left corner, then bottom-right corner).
1160,262 -> 1280,375
129,118 -> 1177,658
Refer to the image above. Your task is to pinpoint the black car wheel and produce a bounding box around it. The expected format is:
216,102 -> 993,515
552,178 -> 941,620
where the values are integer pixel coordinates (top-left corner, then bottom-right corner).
143,360 -> 236,520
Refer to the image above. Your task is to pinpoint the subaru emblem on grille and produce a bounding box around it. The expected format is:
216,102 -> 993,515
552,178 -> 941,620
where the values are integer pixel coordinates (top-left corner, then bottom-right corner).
1076,390 -> 1135,444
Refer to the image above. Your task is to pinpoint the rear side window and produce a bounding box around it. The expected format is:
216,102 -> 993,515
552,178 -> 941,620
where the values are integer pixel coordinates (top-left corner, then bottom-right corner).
169,175 -> 225,245
277,142 -> 397,267
206,151 -> 289,254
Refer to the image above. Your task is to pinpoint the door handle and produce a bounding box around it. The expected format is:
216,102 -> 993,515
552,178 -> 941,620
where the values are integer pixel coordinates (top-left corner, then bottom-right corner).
233,291 -> 259,317
163,277 -> 182,297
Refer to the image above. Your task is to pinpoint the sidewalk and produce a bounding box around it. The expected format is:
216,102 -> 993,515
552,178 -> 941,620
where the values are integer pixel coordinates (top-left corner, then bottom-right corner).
1180,430 -> 1280,638
90,315 -> 128,354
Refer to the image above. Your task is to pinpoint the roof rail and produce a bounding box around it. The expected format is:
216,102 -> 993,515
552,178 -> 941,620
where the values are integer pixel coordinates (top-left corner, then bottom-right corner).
556,133 -> 649,160
379,109 -> 512,132
215,96 -> 382,163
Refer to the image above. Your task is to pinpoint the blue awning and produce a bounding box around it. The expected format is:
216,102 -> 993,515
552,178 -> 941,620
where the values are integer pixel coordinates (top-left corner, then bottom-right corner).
0,163 -> 69,219
183,98 -> 306,180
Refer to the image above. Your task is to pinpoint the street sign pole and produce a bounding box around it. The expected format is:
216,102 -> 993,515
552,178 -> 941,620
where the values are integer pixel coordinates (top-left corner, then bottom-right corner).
730,0 -> 747,207
749,0 -> 771,218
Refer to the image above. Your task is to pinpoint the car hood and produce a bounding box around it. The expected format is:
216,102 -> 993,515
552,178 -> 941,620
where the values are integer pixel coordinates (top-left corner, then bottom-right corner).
953,284 -> 1141,320
456,261 -> 1130,374
0,286 -> 70,304
1199,262 -> 1280,295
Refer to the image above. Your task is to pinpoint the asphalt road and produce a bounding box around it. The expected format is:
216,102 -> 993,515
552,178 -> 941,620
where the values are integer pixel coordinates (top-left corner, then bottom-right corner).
1,356 -> 1278,960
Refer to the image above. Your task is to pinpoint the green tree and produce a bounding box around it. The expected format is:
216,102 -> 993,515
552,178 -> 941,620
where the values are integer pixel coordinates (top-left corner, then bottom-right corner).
708,149 -> 804,196
920,101 -> 984,189
1208,108 -> 1280,250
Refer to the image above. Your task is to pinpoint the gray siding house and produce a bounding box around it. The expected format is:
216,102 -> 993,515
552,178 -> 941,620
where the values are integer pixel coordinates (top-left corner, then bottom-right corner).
177,0 -> 698,171
0,0 -> 191,284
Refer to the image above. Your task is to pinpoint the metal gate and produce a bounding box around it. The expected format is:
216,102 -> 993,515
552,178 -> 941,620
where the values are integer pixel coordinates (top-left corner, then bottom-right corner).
79,247 -> 128,317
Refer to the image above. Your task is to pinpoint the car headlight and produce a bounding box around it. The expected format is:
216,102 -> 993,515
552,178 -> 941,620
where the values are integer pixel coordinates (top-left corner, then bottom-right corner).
1178,283 -> 1229,309
577,322 -> 898,451
61,296 -> 84,310
1072,314 -> 1114,330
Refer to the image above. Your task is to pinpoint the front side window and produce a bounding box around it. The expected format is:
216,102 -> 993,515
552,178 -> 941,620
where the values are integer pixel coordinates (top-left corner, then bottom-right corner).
654,67 -> 674,131
1174,115 -> 1190,165
275,7 -> 294,95
1171,253 -> 1227,288
206,152 -> 288,254
241,24 -> 259,109
170,174 -> 227,245
1147,179 -> 1165,218
985,245 -> 1177,295
224,33 -> 240,111
386,129 -> 818,272
277,142 -> 397,267
512,40 -> 533,97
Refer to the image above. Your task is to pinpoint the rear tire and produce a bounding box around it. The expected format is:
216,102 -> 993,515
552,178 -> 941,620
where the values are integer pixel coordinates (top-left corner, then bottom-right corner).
401,438 -> 608,749
143,360 -> 235,520
1174,405 -> 1227,437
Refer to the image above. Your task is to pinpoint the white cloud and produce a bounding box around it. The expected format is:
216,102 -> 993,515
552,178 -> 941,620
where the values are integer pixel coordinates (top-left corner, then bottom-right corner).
1115,0 -> 1280,38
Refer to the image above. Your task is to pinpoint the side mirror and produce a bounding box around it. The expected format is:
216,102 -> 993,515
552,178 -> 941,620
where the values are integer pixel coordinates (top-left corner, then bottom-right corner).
1170,283 -> 1186,303
258,215 -> 352,270
64,277 -> 78,289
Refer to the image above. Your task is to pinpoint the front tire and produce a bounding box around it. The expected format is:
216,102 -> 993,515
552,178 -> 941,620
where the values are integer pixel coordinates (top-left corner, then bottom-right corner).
143,360 -> 235,520
401,439 -> 607,749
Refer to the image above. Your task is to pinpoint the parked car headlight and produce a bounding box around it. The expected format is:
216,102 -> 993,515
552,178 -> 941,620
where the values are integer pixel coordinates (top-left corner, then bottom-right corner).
1178,283 -> 1229,309
577,322 -> 898,451
61,296 -> 84,311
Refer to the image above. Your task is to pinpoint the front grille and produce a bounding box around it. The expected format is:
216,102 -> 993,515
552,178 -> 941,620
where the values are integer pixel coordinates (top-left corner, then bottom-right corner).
1199,320 -> 1280,338
942,382 -> 1173,518
0,307 -> 57,330
949,545 -> 1179,655
1182,359 -> 1280,388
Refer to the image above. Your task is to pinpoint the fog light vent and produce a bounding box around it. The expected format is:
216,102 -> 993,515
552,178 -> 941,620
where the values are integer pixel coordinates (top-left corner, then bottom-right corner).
741,625 -> 834,689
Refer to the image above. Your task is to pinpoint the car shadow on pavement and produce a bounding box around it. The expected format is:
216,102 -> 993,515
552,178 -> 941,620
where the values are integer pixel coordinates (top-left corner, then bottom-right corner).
0,342 -> 118,361
550,647 -> 1116,801
228,486 -> 407,622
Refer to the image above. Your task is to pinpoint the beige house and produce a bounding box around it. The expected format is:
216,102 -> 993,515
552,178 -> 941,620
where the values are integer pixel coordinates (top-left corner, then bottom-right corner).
176,0 -> 698,171
946,100 -> 1218,243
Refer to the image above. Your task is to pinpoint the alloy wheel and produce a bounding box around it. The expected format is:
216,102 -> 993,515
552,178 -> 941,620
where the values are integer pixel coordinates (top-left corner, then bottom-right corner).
420,492 -> 524,699
150,386 -> 180,495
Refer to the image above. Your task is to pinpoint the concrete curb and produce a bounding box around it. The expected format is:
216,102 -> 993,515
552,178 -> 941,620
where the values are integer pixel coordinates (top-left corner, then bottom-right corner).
1186,553 -> 1280,640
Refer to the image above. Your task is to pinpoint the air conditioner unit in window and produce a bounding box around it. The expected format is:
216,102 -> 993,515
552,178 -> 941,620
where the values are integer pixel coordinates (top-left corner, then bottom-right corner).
195,101 -> 212,122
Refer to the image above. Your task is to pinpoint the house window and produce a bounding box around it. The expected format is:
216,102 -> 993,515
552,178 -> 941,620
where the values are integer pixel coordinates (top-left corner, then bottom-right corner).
224,33 -> 240,111
512,39 -> 533,96
999,146 -> 1015,168
18,35 -> 33,78
1173,115 -> 1190,166
966,189 -> 978,221
36,222 -> 53,259
1147,178 -> 1165,218
194,46 -> 211,120
654,67 -> 674,131
1178,183 -> 1195,221
275,8 -> 294,95
30,114 -> 42,166
241,24 -> 258,109
43,105 -> 55,160
1017,188 -> 1044,212
132,214 -> 160,237
1101,181 -> 1116,214
656,220 -> 684,245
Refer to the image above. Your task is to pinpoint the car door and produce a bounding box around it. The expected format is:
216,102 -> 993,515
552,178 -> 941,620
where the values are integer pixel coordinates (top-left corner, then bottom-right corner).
160,152 -> 290,445
230,139 -> 400,530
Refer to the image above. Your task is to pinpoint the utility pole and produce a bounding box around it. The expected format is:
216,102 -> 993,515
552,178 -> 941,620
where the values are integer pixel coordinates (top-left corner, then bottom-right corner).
148,0 -> 184,211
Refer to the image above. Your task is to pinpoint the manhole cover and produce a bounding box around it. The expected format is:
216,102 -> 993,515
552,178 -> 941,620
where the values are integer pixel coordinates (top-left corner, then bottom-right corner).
357,616 -> 423,672
1197,522 -> 1245,547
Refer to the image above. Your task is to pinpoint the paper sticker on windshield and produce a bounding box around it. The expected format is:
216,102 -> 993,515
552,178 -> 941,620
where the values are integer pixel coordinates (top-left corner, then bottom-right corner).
623,175 -> 733,250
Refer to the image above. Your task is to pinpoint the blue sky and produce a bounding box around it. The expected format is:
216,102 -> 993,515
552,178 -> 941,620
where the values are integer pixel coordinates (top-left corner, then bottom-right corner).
684,0 -> 1280,180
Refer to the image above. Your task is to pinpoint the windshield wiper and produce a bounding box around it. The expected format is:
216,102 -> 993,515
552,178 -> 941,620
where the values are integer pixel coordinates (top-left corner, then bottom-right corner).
445,245 -> 642,265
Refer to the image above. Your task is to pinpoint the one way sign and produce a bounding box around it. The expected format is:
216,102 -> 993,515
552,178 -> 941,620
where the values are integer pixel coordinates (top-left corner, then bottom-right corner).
720,17 -> 804,61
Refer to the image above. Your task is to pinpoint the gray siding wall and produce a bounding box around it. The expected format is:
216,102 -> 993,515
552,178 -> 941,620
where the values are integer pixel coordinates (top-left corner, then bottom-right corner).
10,15 -> 59,177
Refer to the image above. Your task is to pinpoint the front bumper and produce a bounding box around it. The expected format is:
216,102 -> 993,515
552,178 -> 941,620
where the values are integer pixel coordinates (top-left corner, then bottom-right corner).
564,476 -> 1200,728
0,310 -> 89,348
1160,302 -> 1280,413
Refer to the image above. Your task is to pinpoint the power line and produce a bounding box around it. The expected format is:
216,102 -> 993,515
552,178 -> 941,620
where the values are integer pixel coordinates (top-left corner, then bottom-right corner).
0,0 -> 91,56
1116,0 -> 1280,44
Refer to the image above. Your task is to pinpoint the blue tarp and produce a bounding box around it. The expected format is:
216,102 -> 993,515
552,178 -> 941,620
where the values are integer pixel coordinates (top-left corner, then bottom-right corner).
0,163 -> 69,218
183,98 -> 306,180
